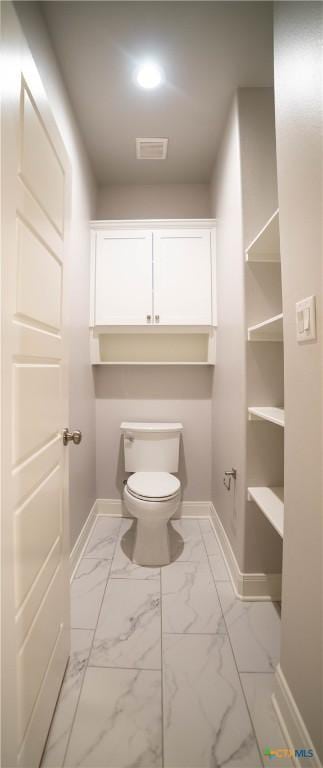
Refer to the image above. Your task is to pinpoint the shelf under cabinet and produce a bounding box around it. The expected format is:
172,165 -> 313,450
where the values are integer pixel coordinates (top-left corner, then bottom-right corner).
90,327 -> 216,365
248,313 -> 283,342
245,209 -> 280,262
248,406 -> 285,427
248,486 -> 284,538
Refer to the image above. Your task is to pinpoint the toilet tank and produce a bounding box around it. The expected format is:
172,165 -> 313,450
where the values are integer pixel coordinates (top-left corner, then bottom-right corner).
120,422 -> 183,472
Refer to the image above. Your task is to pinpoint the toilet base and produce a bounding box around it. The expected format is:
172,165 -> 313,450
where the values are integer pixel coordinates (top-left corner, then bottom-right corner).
133,518 -> 171,567
123,485 -> 180,567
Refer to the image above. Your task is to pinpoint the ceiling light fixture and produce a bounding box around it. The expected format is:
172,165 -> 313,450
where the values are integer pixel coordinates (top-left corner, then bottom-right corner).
136,61 -> 163,90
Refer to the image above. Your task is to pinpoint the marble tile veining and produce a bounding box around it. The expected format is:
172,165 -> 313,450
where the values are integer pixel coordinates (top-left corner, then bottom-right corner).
111,519 -> 160,580
169,518 -> 207,563
64,667 -> 162,768
90,578 -> 161,670
240,673 -> 294,768
71,558 -> 111,629
163,633 -> 261,768
162,560 -> 226,634
42,516 -> 283,768
42,630 -> 93,768
217,581 -> 281,672
83,516 -> 121,560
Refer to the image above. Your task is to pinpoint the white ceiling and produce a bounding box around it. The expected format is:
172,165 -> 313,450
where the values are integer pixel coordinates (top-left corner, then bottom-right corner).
41,1 -> 274,185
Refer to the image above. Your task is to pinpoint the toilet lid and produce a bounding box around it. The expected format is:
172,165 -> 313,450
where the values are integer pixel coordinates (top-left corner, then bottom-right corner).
127,472 -> 180,500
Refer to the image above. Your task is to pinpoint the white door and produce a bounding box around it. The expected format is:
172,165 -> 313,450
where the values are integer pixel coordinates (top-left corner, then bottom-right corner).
95,230 -> 153,325
1,6 -> 71,767
154,229 -> 213,325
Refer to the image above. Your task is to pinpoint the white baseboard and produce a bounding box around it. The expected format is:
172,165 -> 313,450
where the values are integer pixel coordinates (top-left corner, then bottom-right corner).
95,498 -> 129,517
175,500 -> 211,518
273,664 -> 322,768
95,498 -> 211,518
69,500 -> 97,580
209,502 -> 282,601
70,498 -> 282,601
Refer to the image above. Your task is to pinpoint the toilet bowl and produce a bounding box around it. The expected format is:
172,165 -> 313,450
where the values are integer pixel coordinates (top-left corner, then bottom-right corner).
120,422 -> 183,566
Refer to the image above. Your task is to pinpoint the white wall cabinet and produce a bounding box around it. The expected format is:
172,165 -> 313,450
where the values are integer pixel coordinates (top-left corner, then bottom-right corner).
95,230 -> 153,325
90,219 -> 216,364
154,230 -> 212,325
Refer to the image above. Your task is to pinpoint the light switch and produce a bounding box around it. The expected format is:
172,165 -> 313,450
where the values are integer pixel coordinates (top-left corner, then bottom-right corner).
297,309 -> 304,334
296,296 -> 317,342
303,307 -> 310,332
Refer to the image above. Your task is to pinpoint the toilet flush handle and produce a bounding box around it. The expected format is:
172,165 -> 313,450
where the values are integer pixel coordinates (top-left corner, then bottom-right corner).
125,433 -> 134,442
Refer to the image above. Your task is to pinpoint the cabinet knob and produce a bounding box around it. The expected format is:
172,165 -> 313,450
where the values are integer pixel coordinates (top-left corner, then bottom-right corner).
155,315 -> 160,322
146,314 -> 151,322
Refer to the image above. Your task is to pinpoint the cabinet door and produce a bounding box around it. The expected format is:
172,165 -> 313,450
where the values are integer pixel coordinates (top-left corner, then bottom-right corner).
154,229 -> 212,325
95,230 -> 153,324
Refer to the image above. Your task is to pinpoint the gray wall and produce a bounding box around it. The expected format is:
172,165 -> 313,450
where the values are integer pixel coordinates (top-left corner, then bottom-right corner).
95,367 -> 212,502
97,183 -> 211,219
15,2 -> 97,549
210,96 -> 246,569
274,2 -> 322,757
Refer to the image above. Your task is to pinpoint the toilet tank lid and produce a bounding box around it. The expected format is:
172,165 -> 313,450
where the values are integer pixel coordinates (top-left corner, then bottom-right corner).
120,421 -> 183,434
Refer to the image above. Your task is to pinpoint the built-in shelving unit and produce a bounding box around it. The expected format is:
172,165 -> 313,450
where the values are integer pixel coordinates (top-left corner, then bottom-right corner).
247,486 -> 284,538
245,209 -> 280,262
246,209 -> 285,553
248,406 -> 285,427
248,313 -> 283,342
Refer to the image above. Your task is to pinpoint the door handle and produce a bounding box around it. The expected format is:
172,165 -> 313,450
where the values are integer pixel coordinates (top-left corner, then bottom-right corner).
63,428 -> 82,446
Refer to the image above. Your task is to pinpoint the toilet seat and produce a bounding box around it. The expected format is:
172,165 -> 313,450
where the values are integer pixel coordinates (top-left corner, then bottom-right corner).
127,471 -> 180,502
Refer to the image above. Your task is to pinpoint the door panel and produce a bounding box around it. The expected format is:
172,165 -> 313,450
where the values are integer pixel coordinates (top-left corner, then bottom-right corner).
154,229 -> 212,325
15,465 -> 61,608
13,364 -> 61,465
16,218 -> 62,331
1,6 -> 70,767
95,230 -> 153,325
21,84 -> 65,235
17,565 -> 64,744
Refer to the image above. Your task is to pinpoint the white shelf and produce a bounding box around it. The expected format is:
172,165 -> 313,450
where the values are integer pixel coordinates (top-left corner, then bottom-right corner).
92,325 -> 215,335
90,327 -> 216,365
91,362 -> 213,366
248,313 -> 283,342
248,406 -> 285,427
248,486 -> 284,538
245,210 -> 280,262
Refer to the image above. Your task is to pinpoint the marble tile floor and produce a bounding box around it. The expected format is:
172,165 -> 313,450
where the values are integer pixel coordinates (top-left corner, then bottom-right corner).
42,516 -> 290,768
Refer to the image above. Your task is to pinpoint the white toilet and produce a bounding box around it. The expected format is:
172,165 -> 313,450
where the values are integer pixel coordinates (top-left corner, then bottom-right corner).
121,421 -> 183,566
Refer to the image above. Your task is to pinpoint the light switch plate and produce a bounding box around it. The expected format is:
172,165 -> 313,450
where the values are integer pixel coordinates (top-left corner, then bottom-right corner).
296,296 -> 316,342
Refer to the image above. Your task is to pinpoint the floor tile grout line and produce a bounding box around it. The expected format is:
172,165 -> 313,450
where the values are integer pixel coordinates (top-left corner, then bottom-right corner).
61,566 -> 111,766
199,518 -> 267,768
87,664 -> 162,672
61,519 -> 123,766
159,568 -> 165,768
108,575 -> 160,581
162,630 -> 227,636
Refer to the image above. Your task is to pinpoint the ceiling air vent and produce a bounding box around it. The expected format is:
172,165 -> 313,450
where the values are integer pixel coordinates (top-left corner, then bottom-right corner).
136,138 -> 168,160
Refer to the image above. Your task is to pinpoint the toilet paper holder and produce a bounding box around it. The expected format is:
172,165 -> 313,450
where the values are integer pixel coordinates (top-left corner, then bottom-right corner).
223,468 -> 237,491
